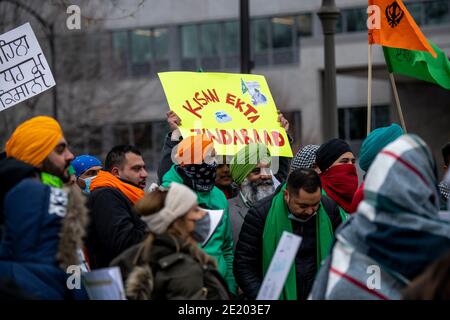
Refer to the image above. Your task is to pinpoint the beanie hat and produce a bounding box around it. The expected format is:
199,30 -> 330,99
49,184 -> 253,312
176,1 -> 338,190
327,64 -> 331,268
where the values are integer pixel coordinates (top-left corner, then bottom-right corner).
141,182 -> 198,234
316,138 -> 352,172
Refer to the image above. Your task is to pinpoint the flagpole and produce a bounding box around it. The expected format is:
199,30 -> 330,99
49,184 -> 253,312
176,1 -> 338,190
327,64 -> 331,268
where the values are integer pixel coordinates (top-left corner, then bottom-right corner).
388,72 -> 408,133
367,44 -> 373,135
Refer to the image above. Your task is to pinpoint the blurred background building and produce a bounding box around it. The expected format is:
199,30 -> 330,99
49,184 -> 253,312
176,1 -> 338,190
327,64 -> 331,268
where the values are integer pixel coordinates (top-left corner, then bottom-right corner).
0,0 -> 449,180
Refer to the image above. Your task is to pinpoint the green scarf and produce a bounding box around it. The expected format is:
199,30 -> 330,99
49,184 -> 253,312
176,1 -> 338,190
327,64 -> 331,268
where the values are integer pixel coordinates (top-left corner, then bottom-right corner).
262,184 -> 336,300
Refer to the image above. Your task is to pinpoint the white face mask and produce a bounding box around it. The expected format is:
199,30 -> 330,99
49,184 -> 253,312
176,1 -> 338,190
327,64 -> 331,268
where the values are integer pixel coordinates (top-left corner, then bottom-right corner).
80,176 -> 97,194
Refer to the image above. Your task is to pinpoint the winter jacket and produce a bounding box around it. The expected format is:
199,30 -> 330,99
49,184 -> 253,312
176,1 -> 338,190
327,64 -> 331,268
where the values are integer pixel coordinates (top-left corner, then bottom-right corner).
157,132 -> 292,185
111,233 -> 230,300
233,186 -> 343,300
161,164 -> 237,295
0,158 -> 88,299
0,157 -> 37,232
86,187 -> 148,269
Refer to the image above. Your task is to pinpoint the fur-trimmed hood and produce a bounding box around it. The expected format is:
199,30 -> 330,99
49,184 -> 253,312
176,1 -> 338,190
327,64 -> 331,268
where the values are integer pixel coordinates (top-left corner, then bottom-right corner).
57,184 -> 89,270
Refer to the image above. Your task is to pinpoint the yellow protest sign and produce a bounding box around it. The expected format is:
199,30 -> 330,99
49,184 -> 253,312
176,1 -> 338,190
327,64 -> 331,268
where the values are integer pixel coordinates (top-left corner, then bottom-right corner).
158,72 -> 293,157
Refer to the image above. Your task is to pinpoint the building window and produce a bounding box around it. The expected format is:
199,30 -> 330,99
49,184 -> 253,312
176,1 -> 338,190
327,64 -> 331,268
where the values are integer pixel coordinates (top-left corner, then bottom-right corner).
223,21 -> 240,69
406,1 -> 424,25
346,8 -> 367,32
111,27 -> 169,78
424,0 -> 449,25
272,17 -> 294,49
130,29 -> 152,75
297,13 -> 313,37
181,24 -> 199,58
339,105 -> 390,141
200,22 -> 222,70
153,28 -> 169,59
112,31 -> 129,76
251,18 -> 270,67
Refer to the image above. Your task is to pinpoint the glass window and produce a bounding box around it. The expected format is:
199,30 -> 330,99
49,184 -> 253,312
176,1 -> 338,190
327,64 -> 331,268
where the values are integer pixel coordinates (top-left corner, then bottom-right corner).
133,123 -> 153,150
348,107 -> 367,140
223,21 -> 239,55
88,127 -> 102,156
406,2 -> 423,25
374,105 -> 390,128
297,14 -> 313,36
200,23 -> 221,57
335,13 -> 343,33
338,108 -> 346,139
152,28 -> 169,59
112,31 -> 128,62
339,106 -> 390,141
272,16 -> 294,49
181,25 -> 199,58
130,29 -> 151,64
346,7 -> 367,32
424,0 -> 449,25
113,125 -> 131,145
252,18 -> 269,52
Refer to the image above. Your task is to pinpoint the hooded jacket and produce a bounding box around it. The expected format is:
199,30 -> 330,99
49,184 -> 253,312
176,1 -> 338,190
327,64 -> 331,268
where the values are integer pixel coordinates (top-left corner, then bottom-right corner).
0,157 -> 88,299
111,233 -> 230,300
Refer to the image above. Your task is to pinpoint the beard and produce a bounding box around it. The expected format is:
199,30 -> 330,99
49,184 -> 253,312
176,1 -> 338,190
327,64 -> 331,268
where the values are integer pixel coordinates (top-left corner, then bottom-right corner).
241,177 -> 275,204
41,158 -> 70,183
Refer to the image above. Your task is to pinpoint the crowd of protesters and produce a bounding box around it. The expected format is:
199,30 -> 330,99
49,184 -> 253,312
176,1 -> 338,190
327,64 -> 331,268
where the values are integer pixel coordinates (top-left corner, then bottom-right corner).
0,113 -> 449,300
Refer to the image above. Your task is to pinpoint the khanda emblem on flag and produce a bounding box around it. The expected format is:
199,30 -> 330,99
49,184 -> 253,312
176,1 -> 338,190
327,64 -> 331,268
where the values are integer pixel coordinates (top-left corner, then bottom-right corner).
393,49 -> 413,63
386,1 -> 404,28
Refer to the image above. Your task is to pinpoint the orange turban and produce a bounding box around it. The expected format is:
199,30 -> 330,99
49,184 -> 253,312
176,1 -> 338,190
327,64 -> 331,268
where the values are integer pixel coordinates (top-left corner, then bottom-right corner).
5,116 -> 63,167
175,134 -> 214,166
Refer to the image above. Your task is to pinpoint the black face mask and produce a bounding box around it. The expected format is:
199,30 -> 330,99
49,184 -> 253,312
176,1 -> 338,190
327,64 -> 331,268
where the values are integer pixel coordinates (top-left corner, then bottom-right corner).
178,162 -> 217,192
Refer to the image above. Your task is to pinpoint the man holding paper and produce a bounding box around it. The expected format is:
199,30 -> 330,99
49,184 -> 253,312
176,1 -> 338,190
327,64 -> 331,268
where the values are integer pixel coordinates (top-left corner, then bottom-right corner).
234,168 -> 345,300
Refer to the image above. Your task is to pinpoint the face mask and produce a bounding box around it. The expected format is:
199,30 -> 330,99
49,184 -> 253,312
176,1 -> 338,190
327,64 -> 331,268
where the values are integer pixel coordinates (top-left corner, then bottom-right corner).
193,212 -> 211,244
80,176 -> 96,194
288,211 -> 317,223
180,163 -> 217,192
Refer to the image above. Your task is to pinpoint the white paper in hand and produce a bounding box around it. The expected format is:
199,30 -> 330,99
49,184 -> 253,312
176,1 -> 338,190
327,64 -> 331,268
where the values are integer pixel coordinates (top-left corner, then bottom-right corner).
202,209 -> 224,247
256,231 -> 302,300
82,267 -> 126,300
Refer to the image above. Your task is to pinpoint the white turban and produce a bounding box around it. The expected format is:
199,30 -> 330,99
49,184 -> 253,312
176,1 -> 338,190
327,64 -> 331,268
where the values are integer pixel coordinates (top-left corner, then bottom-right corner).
141,182 -> 197,234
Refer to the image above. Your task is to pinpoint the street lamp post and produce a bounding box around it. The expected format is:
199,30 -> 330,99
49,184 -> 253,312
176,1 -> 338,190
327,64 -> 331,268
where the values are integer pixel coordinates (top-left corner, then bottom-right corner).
318,0 -> 340,140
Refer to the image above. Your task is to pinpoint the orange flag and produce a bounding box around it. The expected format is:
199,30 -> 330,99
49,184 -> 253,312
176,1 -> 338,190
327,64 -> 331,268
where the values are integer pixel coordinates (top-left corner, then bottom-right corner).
368,0 -> 436,57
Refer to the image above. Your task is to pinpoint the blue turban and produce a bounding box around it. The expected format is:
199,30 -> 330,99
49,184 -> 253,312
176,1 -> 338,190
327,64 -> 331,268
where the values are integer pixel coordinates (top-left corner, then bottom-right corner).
359,123 -> 404,172
71,155 -> 102,177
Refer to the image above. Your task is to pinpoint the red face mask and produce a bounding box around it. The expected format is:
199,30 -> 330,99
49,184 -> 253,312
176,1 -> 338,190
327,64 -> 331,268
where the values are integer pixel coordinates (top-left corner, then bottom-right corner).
320,163 -> 358,213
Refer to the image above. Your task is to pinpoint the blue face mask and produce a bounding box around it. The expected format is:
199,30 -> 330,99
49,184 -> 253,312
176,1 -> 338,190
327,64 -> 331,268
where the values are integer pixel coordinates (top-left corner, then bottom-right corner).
80,176 -> 96,194
193,212 -> 211,245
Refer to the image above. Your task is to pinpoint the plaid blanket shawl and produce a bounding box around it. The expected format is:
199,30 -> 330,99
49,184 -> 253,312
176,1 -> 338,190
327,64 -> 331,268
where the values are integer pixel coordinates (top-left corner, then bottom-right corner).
309,134 -> 450,300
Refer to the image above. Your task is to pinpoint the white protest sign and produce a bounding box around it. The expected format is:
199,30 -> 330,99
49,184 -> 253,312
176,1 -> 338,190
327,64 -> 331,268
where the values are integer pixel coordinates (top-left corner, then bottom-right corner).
82,267 -> 126,300
0,23 -> 55,112
202,209 -> 224,247
256,231 -> 302,300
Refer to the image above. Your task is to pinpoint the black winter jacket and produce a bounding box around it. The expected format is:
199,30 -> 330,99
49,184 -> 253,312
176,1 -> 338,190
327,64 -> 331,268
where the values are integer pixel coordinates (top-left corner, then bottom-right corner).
233,187 -> 343,300
86,187 -> 148,269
